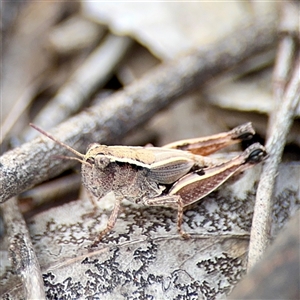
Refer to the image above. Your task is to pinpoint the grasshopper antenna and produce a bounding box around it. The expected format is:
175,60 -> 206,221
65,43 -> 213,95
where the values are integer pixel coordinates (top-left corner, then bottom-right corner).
30,123 -> 86,160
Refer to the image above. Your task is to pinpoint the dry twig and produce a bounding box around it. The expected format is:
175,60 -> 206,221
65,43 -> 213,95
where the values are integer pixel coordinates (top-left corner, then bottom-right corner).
24,34 -> 133,141
1,197 -> 45,299
1,2 -> 66,146
230,211 -> 300,299
248,56 -> 300,269
19,173 -> 81,214
268,0 -> 299,135
247,2 -> 300,269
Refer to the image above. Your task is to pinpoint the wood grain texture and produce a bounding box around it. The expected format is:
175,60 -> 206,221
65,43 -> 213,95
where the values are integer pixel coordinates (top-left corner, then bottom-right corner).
0,16 -> 277,203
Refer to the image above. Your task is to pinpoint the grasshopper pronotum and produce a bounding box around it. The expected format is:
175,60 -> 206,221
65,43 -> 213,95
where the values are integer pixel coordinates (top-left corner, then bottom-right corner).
30,123 -> 267,245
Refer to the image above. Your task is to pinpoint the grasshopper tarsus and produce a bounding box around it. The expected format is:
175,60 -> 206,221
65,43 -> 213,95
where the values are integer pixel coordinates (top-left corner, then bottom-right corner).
90,239 -> 102,248
180,232 -> 191,239
244,143 -> 267,164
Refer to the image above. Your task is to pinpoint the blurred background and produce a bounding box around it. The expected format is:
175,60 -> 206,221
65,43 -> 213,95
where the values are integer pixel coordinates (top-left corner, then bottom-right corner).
1,2 -> 299,299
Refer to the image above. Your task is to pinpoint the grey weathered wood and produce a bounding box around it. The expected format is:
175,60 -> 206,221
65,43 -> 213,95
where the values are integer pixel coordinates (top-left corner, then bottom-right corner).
268,0 -> 299,134
2,197 -> 46,299
248,56 -> 300,269
247,3 -> 300,268
0,16 -> 277,203
23,34 -> 133,141
230,211 -> 300,299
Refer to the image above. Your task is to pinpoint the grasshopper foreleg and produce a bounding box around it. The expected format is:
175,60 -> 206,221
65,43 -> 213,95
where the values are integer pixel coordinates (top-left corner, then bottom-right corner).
91,196 -> 122,247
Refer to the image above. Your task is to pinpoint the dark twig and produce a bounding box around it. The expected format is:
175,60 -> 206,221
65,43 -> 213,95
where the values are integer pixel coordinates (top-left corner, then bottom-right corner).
1,197 -> 46,299
0,16 -> 277,203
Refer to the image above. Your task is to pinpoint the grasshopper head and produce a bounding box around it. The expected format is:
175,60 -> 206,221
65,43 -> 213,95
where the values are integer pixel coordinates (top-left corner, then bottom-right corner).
85,144 -> 108,158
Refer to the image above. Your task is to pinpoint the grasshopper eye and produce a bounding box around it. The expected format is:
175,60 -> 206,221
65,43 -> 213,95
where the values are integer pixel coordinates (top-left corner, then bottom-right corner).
95,155 -> 110,170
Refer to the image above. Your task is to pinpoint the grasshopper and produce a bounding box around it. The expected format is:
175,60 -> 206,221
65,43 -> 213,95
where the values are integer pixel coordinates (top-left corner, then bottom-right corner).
30,123 -> 267,245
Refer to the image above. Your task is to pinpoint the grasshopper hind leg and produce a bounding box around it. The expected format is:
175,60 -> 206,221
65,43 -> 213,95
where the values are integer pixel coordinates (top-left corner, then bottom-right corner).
176,197 -> 190,239
144,195 -> 190,239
